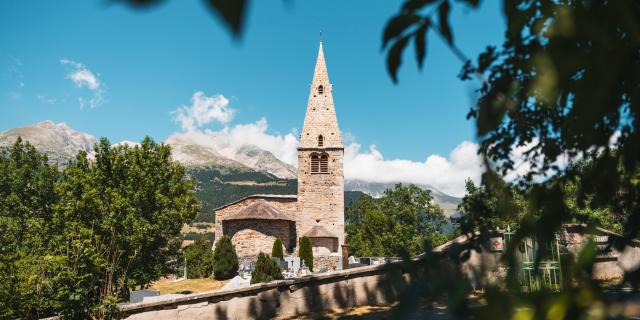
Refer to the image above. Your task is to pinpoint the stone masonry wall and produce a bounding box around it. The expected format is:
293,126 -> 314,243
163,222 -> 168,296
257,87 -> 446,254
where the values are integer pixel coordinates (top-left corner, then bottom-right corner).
120,262 -> 414,320
297,148 -> 344,251
313,255 -> 341,273
311,237 -> 337,255
223,220 -> 294,257
214,197 -> 297,257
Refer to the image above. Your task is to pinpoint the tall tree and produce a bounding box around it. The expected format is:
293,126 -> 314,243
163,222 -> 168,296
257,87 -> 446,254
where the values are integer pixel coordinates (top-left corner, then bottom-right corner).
346,184 -> 448,257
0,137 -> 199,318
0,138 -> 59,319
54,137 -> 199,300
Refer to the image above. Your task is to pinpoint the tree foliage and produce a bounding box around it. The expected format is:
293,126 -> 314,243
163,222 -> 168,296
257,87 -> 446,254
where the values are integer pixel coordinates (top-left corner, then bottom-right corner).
184,236 -> 215,279
346,184 -> 449,257
29,0 -> 640,317
212,236 -> 239,280
0,137 -> 199,319
382,1 -> 640,318
271,238 -> 284,259
250,252 -> 284,284
298,236 -> 313,272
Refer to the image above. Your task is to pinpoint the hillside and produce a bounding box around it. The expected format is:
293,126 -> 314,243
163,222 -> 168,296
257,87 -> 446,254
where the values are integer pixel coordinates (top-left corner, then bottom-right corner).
0,121 -> 462,221
189,166 -> 297,222
188,167 -> 460,222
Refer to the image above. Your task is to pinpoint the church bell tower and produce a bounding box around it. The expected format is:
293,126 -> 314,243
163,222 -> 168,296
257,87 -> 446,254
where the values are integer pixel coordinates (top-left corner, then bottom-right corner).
296,40 -> 345,254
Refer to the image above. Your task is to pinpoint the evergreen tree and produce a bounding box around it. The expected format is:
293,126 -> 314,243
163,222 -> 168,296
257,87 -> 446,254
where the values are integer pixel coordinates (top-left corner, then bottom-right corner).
213,236 -> 239,280
271,238 -> 284,259
183,236 -> 215,279
298,236 -> 313,272
250,252 -> 283,284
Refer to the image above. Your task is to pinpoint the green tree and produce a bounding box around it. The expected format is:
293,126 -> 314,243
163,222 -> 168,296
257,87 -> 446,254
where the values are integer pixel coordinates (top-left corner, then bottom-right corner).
456,179 -> 528,235
212,236 -> 239,280
0,138 -> 61,319
250,252 -> 284,284
0,137 -> 199,319
54,137 -> 199,299
184,236 -> 215,279
298,236 -> 313,272
271,238 -> 284,259
346,184 -> 449,257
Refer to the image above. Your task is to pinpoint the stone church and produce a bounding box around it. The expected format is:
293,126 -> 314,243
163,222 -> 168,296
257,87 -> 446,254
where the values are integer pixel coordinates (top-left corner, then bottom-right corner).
213,41 -> 345,268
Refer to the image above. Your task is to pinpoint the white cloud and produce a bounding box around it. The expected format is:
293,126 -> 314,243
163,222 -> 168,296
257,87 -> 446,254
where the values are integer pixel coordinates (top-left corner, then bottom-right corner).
172,92 -> 235,131
60,59 -> 105,108
168,117 -> 299,166
344,140 -> 483,197
168,91 -> 488,197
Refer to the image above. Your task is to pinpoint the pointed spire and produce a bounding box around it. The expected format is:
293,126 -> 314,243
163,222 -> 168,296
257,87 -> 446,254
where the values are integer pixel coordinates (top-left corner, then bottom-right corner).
300,38 -> 342,148
312,40 -> 330,87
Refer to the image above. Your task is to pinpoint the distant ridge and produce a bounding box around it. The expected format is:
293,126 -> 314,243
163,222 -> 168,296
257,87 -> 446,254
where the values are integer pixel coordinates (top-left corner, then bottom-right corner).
344,180 -> 462,217
0,121 -> 462,217
0,120 -> 296,179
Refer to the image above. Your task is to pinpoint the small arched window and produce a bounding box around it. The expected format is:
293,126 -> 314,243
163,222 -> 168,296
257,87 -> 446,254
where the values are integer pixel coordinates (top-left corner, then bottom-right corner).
320,154 -> 329,173
310,154 -> 320,173
318,135 -> 324,147
317,85 -> 324,95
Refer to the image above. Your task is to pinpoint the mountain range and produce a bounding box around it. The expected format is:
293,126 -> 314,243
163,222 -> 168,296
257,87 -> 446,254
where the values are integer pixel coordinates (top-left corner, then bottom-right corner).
0,121 -> 462,216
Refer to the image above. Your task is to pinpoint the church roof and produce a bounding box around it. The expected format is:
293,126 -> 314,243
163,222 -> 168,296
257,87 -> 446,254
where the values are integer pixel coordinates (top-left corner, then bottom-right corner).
302,225 -> 338,238
215,194 -> 297,211
221,199 -> 294,222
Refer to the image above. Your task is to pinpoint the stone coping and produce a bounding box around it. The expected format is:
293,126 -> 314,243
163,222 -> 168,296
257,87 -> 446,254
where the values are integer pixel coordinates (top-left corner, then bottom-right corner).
119,259 -> 417,314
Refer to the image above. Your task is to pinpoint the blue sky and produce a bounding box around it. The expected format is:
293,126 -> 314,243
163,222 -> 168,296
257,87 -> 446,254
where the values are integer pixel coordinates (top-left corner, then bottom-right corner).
0,1 -> 506,196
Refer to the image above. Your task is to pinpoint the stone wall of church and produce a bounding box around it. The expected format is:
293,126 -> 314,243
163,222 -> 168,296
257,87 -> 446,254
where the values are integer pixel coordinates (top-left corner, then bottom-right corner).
311,237 -> 338,255
297,148 -> 345,250
214,197 -> 298,257
223,220 -> 295,258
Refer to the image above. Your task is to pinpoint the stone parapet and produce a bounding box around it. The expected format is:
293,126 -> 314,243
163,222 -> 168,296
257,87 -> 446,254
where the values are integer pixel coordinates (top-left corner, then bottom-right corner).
119,261 -> 416,319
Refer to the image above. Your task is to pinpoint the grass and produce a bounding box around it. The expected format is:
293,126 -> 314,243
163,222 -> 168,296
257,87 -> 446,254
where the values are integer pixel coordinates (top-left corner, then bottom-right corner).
148,277 -> 229,295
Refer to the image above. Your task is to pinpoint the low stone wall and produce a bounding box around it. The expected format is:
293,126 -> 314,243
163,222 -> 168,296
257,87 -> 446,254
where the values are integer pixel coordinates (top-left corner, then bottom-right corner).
119,262 -> 413,320
313,255 -> 341,272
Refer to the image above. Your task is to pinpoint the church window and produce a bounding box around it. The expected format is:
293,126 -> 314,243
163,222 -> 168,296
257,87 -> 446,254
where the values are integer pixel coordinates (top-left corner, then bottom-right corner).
318,85 -> 324,95
311,154 -> 320,173
318,135 -> 324,147
320,154 -> 329,173
311,153 -> 329,174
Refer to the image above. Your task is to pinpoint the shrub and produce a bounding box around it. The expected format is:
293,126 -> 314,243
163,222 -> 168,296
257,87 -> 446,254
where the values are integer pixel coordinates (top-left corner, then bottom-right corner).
213,236 -> 239,280
183,236 -> 215,278
271,238 -> 284,259
298,236 -> 313,272
250,252 -> 284,284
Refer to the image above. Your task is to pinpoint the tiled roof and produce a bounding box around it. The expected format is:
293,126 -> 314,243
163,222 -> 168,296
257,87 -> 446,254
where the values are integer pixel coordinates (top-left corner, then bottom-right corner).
215,194 -> 297,211
221,199 -> 294,221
